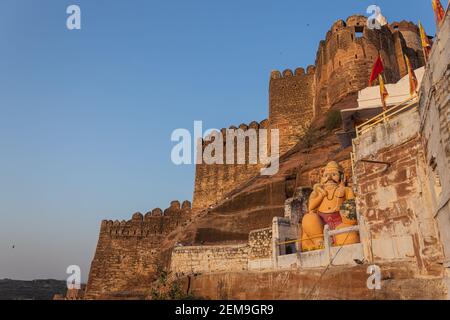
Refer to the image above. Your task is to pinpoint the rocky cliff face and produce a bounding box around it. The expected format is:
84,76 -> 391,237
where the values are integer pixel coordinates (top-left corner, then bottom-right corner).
182,262 -> 447,300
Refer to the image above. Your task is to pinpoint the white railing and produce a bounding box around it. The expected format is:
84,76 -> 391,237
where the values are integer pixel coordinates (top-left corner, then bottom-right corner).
272,224 -> 362,269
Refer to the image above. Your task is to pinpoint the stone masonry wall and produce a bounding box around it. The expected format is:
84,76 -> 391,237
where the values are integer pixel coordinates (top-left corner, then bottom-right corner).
170,229 -> 273,276
390,21 -> 425,76
419,10 -> 450,269
314,16 -> 424,116
248,228 -> 272,260
84,201 -> 192,299
170,245 -> 249,276
192,120 -> 268,210
354,108 -> 444,276
269,67 -> 315,156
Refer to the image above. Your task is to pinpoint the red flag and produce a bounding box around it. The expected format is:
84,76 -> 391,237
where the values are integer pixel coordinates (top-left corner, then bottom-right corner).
369,55 -> 384,86
432,0 -> 446,26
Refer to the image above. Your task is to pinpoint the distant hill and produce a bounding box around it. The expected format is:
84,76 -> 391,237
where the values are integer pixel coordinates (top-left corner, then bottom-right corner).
0,279 -> 67,300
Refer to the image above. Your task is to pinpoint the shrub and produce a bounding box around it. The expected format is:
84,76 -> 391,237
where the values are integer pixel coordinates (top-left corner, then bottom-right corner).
150,266 -> 198,300
300,123 -> 320,149
325,110 -> 342,131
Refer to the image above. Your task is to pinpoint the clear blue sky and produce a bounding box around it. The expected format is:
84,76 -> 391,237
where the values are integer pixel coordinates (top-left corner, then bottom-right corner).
0,0 -> 436,281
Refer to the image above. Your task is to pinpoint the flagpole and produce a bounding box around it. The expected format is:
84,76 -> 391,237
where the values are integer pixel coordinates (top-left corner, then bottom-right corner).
422,46 -> 428,64
380,54 -> 388,86
399,46 -> 405,75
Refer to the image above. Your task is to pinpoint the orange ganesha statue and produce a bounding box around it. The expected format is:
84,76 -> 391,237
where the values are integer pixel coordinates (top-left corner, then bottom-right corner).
300,161 -> 358,251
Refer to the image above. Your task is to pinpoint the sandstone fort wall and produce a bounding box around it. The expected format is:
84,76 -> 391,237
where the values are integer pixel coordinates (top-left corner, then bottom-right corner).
314,16 -> 424,116
269,66 -> 315,156
84,201 -> 192,299
192,16 -> 425,211
192,120 -> 268,210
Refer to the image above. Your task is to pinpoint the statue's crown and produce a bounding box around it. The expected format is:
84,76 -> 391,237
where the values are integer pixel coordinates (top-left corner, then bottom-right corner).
325,161 -> 343,172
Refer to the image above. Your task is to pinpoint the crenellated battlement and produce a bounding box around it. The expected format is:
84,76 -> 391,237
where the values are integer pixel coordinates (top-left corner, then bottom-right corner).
270,66 -> 315,80
85,200 -> 193,299
100,200 -> 192,237
345,15 -> 367,27
328,15 -> 368,34
193,120 -> 271,210
313,15 -> 425,116
390,20 -> 421,33
269,65 -> 316,155
331,19 -> 346,32
200,119 -> 270,151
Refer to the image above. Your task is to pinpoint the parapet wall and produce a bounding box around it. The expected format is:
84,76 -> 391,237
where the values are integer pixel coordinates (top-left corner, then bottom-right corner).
193,120 -> 269,210
84,201 -> 192,299
269,66 -> 315,156
171,245 -> 250,275
101,200 -> 192,237
170,228 -> 274,276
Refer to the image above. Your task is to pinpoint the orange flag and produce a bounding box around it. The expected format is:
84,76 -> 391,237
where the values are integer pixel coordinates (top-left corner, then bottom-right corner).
432,0 -> 446,26
379,74 -> 389,110
405,55 -> 418,96
369,55 -> 384,86
419,21 -> 432,61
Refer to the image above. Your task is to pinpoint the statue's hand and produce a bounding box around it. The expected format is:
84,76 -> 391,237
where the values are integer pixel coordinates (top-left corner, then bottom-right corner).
309,184 -> 327,212
313,184 -> 327,198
